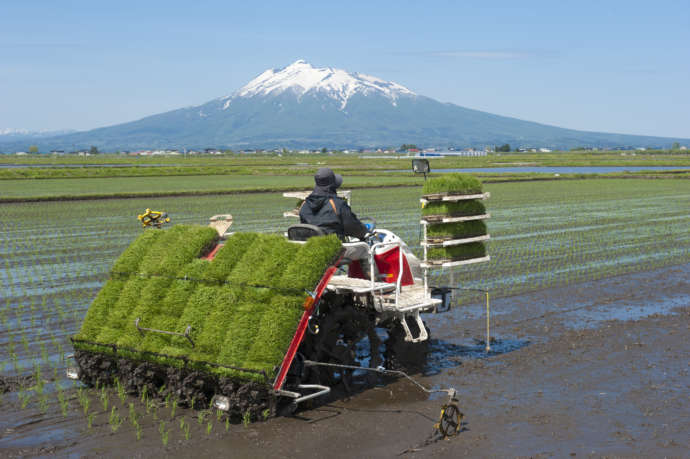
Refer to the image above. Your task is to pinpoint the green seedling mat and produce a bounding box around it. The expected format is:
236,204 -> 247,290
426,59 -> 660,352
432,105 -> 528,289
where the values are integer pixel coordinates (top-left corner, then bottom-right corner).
427,242 -> 487,261
422,173 -> 483,195
74,225 -> 342,380
422,174 -> 487,262
426,220 -> 487,239
421,200 -> 486,218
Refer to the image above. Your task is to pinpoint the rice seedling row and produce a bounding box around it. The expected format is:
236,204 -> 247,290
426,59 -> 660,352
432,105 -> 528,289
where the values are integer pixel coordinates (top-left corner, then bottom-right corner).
0,178 -> 687,443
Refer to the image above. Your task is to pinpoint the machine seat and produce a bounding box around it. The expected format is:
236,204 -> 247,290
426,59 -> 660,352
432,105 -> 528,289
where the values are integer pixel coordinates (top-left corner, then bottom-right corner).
287,224 -> 326,241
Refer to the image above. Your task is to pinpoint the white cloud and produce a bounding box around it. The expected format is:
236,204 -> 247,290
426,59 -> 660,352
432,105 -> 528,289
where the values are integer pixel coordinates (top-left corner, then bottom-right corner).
431,51 -> 531,59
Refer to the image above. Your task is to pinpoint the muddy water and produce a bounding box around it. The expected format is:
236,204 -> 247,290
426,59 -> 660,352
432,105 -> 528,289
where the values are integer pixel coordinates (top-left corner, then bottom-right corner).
1,263 -> 687,457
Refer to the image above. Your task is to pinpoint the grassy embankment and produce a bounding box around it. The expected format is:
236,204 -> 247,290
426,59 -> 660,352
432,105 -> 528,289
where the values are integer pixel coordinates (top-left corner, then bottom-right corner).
2,168 -> 689,203
1,151 -> 688,202
2,150 -> 689,169
2,150 -> 690,178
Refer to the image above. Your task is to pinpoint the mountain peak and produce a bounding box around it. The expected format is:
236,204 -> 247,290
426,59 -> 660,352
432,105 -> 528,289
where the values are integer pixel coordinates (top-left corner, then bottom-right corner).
225,60 -> 415,110
285,59 -> 310,68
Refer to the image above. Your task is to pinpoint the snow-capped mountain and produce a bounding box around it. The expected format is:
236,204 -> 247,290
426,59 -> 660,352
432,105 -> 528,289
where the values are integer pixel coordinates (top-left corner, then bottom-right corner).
0,128 -> 77,138
221,60 -> 415,110
2,60 -> 686,151
0,128 -> 31,136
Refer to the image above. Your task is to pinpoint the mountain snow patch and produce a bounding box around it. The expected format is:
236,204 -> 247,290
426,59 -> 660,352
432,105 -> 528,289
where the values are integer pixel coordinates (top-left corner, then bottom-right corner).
221,60 -> 415,110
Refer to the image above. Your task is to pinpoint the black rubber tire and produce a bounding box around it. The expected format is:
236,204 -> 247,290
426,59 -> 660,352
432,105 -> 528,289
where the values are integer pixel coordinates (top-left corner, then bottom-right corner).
384,320 -> 430,374
300,302 -> 381,389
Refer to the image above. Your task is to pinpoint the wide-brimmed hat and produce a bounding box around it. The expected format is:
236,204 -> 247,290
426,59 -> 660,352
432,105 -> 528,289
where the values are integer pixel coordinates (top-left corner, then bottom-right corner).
314,167 -> 342,188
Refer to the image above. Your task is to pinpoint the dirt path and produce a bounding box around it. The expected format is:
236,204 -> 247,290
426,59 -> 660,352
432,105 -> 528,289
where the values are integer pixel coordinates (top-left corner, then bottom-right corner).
1,264 -> 688,458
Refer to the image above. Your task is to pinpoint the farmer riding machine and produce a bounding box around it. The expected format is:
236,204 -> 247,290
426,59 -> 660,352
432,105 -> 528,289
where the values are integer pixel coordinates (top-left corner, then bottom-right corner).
69,174 -> 490,431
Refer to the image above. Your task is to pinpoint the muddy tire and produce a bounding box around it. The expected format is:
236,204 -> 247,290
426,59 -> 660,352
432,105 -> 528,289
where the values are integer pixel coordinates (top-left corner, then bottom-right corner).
300,300 -> 381,389
384,321 -> 430,374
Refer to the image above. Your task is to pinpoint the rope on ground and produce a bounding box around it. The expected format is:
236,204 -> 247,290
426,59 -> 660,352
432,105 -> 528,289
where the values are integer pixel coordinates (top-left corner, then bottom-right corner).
303,359 -> 463,453
302,360 -> 454,398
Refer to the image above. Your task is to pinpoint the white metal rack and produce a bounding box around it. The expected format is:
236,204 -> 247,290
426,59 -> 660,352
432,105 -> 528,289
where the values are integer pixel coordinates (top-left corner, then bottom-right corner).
420,192 -> 492,294
326,275 -> 396,294
323,239 -> 441,342
420,255 -> 491,269
421,234 -> 490,247
420,213 -> 490,224
420,191 -> 490,204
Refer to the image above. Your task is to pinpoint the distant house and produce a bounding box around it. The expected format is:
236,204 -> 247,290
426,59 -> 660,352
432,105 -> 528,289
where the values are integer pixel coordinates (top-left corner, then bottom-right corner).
539,148 -> 552,153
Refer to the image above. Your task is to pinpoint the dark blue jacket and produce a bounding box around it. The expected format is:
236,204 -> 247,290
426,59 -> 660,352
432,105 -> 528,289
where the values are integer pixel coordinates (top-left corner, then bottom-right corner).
299,188 -> 367,240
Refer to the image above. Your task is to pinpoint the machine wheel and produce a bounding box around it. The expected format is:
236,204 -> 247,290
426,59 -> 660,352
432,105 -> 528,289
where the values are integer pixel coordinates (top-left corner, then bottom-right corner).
438,403 -> 463,438
301,300 -> 381,391
384,321 -> 430,374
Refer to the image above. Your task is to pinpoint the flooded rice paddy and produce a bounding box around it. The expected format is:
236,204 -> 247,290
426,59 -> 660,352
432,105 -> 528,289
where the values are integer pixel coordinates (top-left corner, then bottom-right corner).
0,178 -> 688,455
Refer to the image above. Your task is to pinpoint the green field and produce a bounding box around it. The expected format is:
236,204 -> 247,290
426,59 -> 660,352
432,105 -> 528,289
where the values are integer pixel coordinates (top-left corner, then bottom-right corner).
0,174 -> 425,199
2,151 -> 688,201
1,177 -> 688,428
2,171 -> 688,202
1,151 -> 689,182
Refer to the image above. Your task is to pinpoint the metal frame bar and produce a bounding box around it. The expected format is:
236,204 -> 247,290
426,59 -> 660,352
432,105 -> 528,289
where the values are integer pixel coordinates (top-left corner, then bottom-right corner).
135,317 -> 195,347
420,213 -> 491,224
272,254 -> 343,391
369,241 -> 405,306
420,191 -> 491,204
421,234 -> 490,248
420,255 -> 491,269
275,384 -> 331,403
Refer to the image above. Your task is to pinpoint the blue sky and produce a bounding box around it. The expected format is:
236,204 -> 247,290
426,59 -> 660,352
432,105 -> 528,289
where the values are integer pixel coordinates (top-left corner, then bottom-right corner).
1,0 -> 689,138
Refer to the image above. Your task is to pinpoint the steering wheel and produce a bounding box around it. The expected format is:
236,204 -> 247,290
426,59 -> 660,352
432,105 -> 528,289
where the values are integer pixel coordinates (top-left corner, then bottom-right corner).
358,217 -> 380,244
